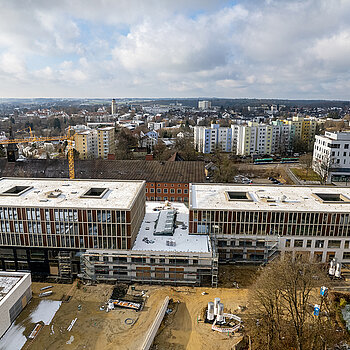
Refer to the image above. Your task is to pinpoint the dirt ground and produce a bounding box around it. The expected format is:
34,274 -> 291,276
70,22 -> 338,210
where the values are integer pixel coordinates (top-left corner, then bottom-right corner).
218,264 -> 260,288
151,287 -> 248,350
6,266 -> 255,350
14,282 -> 168,350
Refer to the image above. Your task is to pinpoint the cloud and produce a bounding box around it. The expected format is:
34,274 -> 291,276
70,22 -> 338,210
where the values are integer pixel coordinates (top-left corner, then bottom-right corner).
0,0 -> 350,98
0,52 -> 26,79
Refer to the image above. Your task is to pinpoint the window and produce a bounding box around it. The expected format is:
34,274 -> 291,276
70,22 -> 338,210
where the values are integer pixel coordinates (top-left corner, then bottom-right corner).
157,189 -> 161,193
315,240 -> 324,248
285,239 -> 291,247
343,252 -> 350,260
345,241 -> 350,249
150,188 -> 155,193
294,239 -> 303,247
307,240 -> 312,248
170,189 -> 175,194
177,189 -> 182,194
328,240 -> 341,248
345,144 -> 349,149
163,188 -> 168,193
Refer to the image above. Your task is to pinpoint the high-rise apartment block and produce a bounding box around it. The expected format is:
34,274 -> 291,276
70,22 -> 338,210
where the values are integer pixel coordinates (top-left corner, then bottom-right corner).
97,127 -> 115,159
194,122 -> 294,155
74,126 -> 115,159
283,115 -> 317,150
74,129 -> 97,159
198,100 -> 211,110
194,124 -> 234,153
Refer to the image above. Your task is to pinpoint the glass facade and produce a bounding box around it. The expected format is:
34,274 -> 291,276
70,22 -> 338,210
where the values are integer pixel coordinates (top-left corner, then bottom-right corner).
189,210 -> 350,237
0,206 -> 139,250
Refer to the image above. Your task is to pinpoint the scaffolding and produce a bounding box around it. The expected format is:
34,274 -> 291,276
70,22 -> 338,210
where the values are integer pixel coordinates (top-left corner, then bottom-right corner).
210,226 -> 219,288
79,249 -> 214,287
58,251 -> 73,283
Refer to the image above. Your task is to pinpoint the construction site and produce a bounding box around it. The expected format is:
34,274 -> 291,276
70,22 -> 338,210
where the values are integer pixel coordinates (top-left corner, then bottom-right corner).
0,278 -> 249,350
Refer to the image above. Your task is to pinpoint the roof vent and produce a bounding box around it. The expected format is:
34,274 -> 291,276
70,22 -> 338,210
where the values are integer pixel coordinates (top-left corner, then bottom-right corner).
47,190 -> 62,198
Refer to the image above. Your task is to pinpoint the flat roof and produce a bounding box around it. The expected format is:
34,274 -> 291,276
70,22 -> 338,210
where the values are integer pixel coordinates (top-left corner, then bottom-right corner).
132,202 -> 210,253
190,184 -> 350,213
0,272 -> 30,304
0,178 -> 144,209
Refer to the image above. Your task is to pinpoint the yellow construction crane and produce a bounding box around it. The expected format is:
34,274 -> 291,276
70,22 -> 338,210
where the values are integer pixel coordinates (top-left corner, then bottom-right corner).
0,127 -> 76,179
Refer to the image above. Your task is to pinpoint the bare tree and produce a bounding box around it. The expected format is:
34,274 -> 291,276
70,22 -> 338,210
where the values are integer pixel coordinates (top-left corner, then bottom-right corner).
312,156 -> 330,184
299,153 -> 313,176
246,256 -> 344,350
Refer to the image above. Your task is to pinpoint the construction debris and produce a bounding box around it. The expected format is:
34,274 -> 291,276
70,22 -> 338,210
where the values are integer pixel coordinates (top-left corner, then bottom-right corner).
40,286 -> 53,291
67,318 -> 77,332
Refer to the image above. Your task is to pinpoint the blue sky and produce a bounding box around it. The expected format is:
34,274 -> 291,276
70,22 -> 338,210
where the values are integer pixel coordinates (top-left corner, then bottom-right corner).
0,0 -> 350,99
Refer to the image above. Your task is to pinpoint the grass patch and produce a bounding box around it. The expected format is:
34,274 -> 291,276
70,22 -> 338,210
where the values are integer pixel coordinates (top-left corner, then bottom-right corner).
291,167 -> 321,181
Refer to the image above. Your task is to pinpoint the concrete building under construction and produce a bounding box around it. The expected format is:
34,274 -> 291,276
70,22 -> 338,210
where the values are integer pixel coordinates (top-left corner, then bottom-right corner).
0,178 -> 216,286
1,177 -> 350,286
189,184 -> 350,264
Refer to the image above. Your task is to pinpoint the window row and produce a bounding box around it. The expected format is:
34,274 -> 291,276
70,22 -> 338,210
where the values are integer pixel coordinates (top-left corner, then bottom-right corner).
0,233 -> 128,249
191,210 -> 350,226
0,220 -> 129,236
285,239 -> 350,249
147,188 -> 188,194
191,222 -> 350,236
0,208 -> 129,224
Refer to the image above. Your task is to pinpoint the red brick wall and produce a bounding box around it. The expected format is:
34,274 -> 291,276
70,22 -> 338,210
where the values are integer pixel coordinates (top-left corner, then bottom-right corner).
145,182 -> 189,202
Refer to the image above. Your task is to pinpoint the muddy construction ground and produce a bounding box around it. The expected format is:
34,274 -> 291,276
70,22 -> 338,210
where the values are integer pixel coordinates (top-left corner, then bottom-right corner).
4,272 -> 252,350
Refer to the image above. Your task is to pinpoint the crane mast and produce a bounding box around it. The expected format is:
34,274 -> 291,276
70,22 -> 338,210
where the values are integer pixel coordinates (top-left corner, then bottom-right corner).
0,127 -> 76,179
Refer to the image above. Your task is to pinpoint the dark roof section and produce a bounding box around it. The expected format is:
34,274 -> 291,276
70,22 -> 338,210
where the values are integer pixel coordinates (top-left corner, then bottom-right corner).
0,159 -> 205,183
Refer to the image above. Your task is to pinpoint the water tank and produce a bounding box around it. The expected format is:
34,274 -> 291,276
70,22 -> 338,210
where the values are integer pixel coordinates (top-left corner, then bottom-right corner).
214,297 -> 220,315
217,303 -> 224,323
207,302 -> 214,321
335,263 -> 341,278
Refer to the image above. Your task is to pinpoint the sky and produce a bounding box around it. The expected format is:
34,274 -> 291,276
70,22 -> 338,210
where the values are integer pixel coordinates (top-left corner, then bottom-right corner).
1,0 -> 350,99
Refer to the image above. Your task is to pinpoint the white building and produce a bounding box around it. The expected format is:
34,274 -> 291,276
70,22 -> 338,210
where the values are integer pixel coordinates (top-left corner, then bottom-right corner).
139,130 -> 158,149
313,131 -> 350,183
148,122 -> 165,131
194,122 -> 294,155
0,272 -> 32,338
194,124 -> 233,153
190,183 -> 350,264
198,100 -> 211,110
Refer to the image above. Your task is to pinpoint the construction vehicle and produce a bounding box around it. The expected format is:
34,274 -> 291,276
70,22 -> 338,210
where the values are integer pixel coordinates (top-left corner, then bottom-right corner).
0,126 -> 76,179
